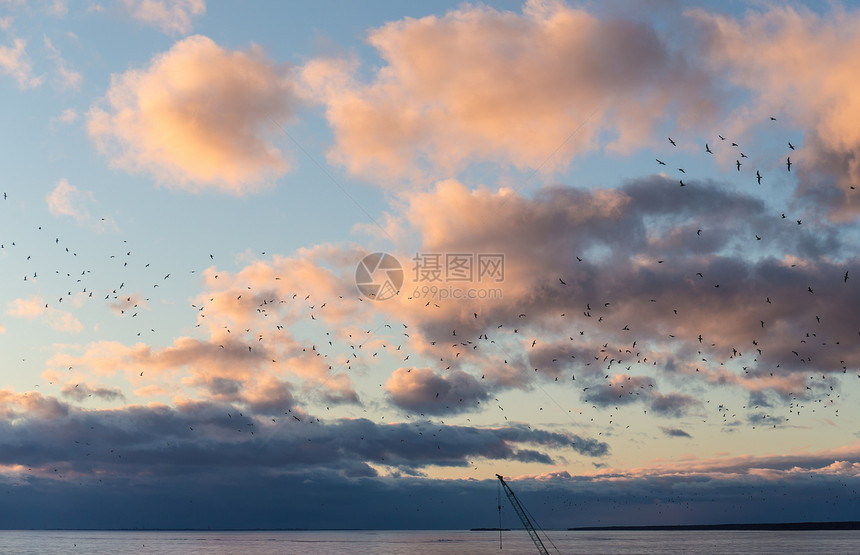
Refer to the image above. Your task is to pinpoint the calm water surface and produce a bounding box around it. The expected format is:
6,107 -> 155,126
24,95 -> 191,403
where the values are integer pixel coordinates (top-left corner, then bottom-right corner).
0,530 -> 858,554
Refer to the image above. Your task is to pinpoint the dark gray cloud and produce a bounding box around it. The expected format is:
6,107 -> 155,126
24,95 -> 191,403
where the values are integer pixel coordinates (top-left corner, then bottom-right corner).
1,465 -> 856,530
60,383 -> 125,403
0,397 -> 604,482
661,427 -> 692,438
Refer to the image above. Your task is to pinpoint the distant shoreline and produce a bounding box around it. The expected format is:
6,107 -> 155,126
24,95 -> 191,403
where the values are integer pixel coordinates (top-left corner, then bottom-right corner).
568,522 -> 860,531
3,523 -> 859,532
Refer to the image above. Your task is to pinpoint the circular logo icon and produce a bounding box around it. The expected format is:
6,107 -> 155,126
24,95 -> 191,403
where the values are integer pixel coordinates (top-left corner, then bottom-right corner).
355,252 -> 403,301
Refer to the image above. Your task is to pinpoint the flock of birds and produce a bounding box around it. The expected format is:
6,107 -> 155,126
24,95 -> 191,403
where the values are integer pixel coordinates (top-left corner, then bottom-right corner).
1,115 -> 858,489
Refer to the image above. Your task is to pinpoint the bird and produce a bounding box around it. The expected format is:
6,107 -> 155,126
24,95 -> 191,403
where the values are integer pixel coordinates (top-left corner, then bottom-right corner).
756,170 -> 762,184
679,180 -> 686,187
705,143 -> 713,154
559,278 -> 566,285
668,137 -> 676,146
788,142 -> 795,150
787,157 -> 792,171
736,160 -> 741,171
656,158 -> 666,165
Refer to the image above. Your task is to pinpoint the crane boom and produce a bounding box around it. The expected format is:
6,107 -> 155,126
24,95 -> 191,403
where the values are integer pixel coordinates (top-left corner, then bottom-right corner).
496,474 -> 550,555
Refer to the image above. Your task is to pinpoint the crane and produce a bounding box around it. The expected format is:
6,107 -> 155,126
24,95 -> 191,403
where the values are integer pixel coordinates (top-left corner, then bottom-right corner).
496,474 -> 550,555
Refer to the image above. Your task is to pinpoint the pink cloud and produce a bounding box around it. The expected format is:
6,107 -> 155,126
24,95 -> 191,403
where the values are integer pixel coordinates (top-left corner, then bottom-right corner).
691,5 -> 860,221
88,35 -> 296,194
303,0 -> 716,181
6,296 -> 82,333
0,37 -> 42,88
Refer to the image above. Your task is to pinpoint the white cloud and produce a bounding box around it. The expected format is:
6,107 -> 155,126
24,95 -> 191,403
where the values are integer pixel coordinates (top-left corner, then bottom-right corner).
46,179 -> 93,222
53,108 -> 79,124
0,38 -> 43,88
122,0 -> 205,35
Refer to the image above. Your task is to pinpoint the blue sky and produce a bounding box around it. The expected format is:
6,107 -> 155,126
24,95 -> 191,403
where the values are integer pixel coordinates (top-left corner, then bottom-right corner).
1,0 -> 860,529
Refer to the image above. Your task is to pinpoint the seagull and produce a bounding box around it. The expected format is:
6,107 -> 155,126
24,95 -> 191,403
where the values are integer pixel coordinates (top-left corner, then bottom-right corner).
736,159 -> 741,171
656,158 -> 666,165
788,142 -> 795,150
787,157 -> 792,171
559,278 -> 566,285
719,135 -> 726,140
668,137 -> 676,146
756,170 -> 762,184
705,143 -> 713,154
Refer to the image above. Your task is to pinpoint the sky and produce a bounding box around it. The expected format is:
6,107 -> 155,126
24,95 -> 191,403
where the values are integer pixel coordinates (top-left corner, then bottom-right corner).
1,0 -> 860,530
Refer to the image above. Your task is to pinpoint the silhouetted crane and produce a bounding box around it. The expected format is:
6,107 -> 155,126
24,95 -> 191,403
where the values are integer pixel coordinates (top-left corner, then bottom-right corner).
497,474 -> 551,555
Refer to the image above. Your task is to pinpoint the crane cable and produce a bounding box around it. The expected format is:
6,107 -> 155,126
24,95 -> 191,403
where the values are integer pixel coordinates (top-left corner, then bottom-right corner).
498,479 -> 503,550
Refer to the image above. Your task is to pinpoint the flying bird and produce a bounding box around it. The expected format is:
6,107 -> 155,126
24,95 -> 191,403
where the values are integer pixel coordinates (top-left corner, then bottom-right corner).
756,170 -> 762,184
736,160 -> 741,171
705,143 -> 713,154
668,137 -> 676,146
656,158 -> 666,165
788,142 -> 795,150
787,157 -> 792,171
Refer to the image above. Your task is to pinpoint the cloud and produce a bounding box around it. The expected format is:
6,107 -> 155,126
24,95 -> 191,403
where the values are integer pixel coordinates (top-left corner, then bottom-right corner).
660,427 -> 692,438
6,296 -> 82,333
107,293 -> 147,316
52,108 -> 78,124
367,175 -> 860,413
60,383 -> 125,403
0,392 -> 583,480
302,0 -> 717,182
122,0 -> 205,35
43,34 -> 81,90
386,367 -> 490,414
45,0 -> 68,17
46,179 -> 93,222
87,35 -> 296,194
691,5 -> 860,222
0,38 -> 43,88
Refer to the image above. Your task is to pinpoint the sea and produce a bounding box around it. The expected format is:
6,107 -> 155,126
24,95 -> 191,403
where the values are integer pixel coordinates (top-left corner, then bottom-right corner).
0,530 -> 858,555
